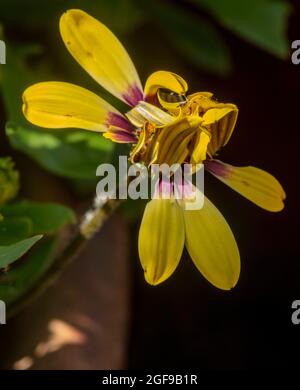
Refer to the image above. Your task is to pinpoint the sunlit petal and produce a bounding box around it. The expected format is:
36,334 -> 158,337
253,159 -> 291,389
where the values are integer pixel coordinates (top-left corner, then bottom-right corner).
203,107 -> 235,126
205,159 -> 286,212
22,82 -> 126,132
144,71 -> 188,107
183,195 -> 240,290
153,116 -> 203,165
126,101 -> 174,128
186,93 -> 238,156
205,106 -> 238,156
190,130 -> 211,164
138,198 -> 185,285
60,9 -> 143,105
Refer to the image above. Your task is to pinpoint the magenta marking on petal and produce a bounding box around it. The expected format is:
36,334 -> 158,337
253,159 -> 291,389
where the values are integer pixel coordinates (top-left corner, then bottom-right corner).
205,159 -> 231,178
108,128 -> 137,143
122,85 -> 144,106
108,113 -> 133,132
113,133 -> 137,143
145,93 -> 159,106
175,179 -> 194,199
152,177 -> 173,199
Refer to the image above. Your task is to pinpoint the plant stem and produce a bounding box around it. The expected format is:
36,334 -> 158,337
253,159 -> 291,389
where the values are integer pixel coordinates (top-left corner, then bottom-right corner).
8,196 -> 123,318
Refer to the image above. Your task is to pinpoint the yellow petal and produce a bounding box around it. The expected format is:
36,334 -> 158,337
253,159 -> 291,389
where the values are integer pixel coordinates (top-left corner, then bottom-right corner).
186,93 -> 237,156
190,130 -> 211,164
130,124 -> 150,163
188,92 -> 214,100
205,159 -> 286,212
183,195 -> 240,290
153,116 -> 203,165
22,82 -> 127,132
144,71 -> 188,106
205,106 -> 238,156
203,107 -> 236,126
60,9 -> 143,105
138,198 -> 185,285
103,126 -> 137,143
126,101 -> 174,128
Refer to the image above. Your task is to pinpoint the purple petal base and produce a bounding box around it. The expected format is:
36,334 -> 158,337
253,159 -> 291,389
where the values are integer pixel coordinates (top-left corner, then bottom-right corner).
122,85 -> 144,106
108,113 -> 133,132
105,127 -> 137,143
145,93 -> 159,106
174,179 -> 194,199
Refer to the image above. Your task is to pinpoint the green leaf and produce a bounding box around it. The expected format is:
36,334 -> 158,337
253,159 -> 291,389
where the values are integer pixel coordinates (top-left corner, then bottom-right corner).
6,122 -> 114,180
0,200 -> 76,234
0,235 -> 42,269
144,0 -> 232,75
0,44 -> 46,124
0,237 -> 56,305
192,0 -> 291,59
0,217 -> 33,245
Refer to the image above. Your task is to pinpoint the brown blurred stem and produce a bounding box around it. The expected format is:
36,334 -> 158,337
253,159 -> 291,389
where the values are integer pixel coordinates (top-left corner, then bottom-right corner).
8,196 -> 122,318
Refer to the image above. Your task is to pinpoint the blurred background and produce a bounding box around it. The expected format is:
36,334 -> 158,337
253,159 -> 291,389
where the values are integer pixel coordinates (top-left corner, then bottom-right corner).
0,0 -> 299,369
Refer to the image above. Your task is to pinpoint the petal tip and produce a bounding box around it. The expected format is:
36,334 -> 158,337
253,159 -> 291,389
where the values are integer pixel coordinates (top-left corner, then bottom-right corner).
61,8 -> 85,21
208,269 -> 240,291
213,271 -> 240,291
144,271 -> 162,286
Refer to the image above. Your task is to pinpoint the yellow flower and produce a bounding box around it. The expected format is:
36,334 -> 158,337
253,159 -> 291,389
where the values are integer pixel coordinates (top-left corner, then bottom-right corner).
22,9 -> 286,289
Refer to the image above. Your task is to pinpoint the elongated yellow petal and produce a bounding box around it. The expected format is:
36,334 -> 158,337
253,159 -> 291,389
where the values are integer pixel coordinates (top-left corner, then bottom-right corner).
205,159 -> 286,212
22,82 -> 127,132
138,198 -> 185,285
183,195 -> 240,290
144,71 -> 188,105
60,9 -> 143,105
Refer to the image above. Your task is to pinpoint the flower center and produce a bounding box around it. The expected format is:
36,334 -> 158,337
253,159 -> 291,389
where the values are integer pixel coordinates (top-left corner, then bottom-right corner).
128,91 -> 237,168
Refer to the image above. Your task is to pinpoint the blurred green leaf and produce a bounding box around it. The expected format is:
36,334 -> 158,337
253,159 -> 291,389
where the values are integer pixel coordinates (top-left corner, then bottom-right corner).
83,0 -> 145,34
0,201 -> 76,235
192,0 -> 291,58
144,0 -> 231,75
0,0 -> 67,23
0,235 -> 42,269
6,122 -> 114,180
0,44 -> 47,124
0,218 -> 33,246
0,237 -> 56,305
0,157 -> 20,206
